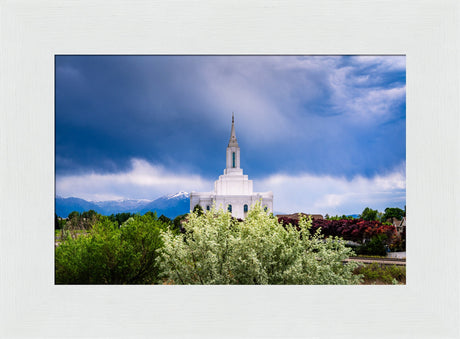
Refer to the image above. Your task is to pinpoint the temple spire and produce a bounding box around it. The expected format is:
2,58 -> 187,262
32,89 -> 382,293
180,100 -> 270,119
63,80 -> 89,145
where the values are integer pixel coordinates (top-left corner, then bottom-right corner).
225,112 -> 241,172
228,112 -> 239,147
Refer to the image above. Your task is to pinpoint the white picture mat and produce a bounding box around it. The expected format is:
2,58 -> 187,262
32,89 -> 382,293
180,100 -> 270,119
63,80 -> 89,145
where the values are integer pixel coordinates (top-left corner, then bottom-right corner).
0,1 -> 458,338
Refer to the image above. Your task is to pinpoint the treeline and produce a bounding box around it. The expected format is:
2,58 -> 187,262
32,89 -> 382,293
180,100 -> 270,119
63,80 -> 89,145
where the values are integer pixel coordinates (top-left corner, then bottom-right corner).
325,206 -> 405,223
55,210 -> 188,231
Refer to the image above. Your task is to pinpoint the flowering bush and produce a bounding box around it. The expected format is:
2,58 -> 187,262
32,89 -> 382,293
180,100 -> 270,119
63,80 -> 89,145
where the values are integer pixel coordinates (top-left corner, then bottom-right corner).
158,204 -> 361,285
278,217 -> 398,245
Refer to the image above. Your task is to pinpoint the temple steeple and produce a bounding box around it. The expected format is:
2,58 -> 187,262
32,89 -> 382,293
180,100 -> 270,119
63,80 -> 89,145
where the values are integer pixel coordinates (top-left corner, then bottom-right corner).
225,113 -> 242,174
228,112 -> 239,147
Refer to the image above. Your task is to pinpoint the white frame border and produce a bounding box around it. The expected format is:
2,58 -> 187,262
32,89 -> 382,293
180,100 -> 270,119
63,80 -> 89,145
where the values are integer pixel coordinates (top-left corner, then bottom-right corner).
1,1 -> 459,338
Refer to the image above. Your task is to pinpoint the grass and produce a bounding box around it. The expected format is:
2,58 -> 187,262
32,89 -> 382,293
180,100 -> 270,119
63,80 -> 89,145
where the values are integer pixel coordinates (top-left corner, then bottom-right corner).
354,263 -> 406,285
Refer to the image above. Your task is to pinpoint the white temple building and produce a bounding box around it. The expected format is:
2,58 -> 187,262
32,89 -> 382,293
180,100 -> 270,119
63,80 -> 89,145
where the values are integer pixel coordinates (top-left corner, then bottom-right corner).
190,114 -> 273,219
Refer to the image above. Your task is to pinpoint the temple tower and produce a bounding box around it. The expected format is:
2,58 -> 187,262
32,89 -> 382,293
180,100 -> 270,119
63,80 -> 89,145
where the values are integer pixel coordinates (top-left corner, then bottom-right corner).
190,114 -> 273,219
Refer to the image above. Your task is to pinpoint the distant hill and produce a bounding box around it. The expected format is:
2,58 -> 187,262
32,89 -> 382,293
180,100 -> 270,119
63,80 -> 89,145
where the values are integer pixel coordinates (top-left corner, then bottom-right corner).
55,192 -> 190,219
55,197 -> 100,217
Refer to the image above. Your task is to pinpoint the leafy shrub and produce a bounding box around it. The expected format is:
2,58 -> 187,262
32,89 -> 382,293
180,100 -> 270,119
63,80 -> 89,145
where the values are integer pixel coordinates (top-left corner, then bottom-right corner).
158,214 -> 172,226
355,263 -> 405,284
390,227 -> 406,252
356,234 -> 388,256
55,213 -> 169,284
158,204 -> 361,285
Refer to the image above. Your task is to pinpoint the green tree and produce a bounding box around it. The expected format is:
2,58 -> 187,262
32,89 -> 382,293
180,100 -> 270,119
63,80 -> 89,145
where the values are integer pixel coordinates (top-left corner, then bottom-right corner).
173,213 -> 187,231
193,204 -> 204,216
143,211 -> 157,218
158,204 -> 361,285
67,211 -> 80,220
65,209 -> 100,232
326,215 -> 354,221
109,212 -> 135,226
81,209 -> 97,220
360,207 -> 379,221
55,214 -> 66,230
55,213 -> 168,284
158,214 -> 172,226
382,207 -> 405,222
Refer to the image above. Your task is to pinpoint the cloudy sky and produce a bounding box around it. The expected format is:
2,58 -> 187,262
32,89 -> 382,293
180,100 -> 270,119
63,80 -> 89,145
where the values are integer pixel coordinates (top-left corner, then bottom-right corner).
56,55 -> 405,215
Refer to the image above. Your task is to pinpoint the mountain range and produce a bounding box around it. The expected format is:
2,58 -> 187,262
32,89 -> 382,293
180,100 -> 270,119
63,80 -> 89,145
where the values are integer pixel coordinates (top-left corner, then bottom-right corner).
56,193 -> 358,220
55,192 -> 190,219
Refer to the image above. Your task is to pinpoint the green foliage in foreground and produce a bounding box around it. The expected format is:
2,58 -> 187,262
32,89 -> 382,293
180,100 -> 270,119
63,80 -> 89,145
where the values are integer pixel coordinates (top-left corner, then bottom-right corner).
55,213 -> 169,284
355,263 -> 405,284
158,204 -> 361,285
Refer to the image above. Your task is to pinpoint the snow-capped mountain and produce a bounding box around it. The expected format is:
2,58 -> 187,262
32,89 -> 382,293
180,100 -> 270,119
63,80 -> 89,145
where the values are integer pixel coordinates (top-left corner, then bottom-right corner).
165,191 -> 189,199
140,192 -> 190,218
55,192 -> 190,219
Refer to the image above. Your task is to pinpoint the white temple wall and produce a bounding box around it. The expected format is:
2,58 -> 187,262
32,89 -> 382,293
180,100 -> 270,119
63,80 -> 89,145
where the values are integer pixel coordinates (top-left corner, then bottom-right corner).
190,192 -> 214,211
214,175 -> 253,195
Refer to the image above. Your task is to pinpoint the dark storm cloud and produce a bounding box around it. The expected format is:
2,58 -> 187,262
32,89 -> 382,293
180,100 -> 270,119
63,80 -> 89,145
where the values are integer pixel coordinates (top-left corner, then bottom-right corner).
56,56 -> 227,176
